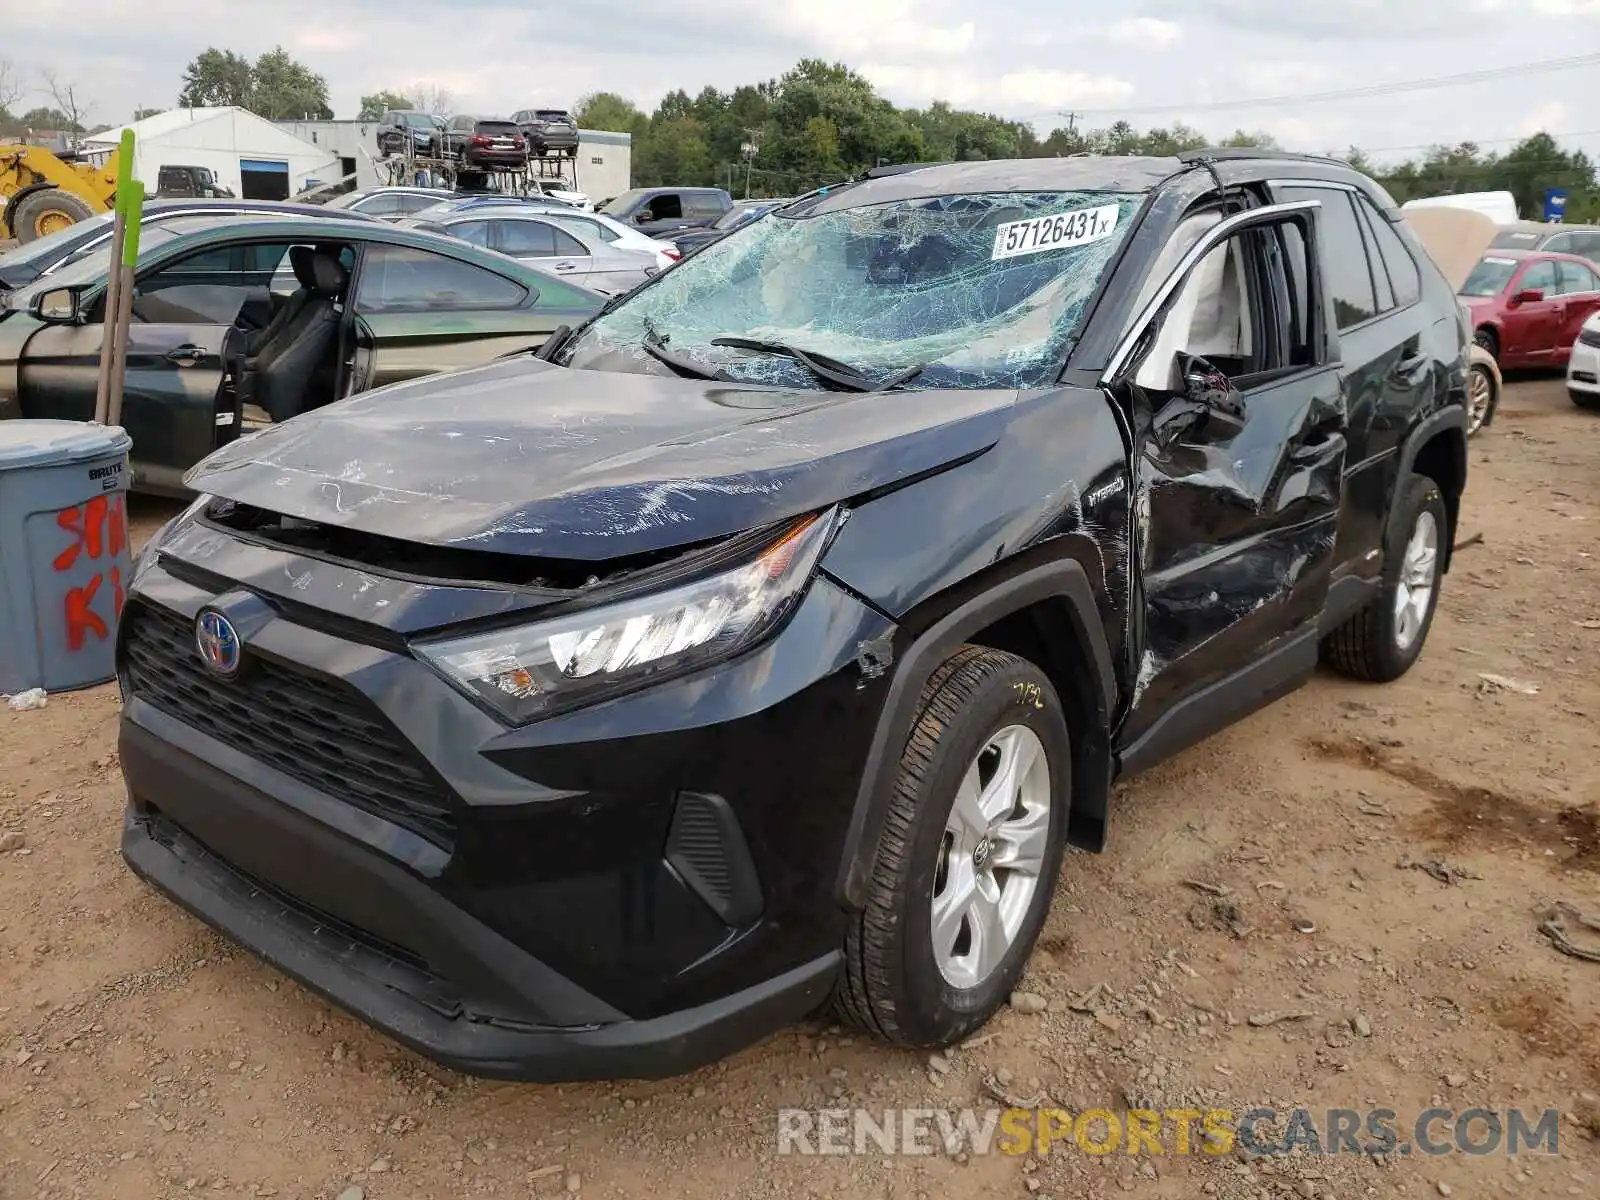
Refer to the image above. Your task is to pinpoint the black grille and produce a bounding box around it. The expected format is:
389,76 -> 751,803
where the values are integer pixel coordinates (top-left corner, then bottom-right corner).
1579,326 -> 1600,349
123,602 -> 457,846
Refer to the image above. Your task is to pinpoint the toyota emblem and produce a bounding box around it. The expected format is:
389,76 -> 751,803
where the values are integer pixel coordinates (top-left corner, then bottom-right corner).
195,610 -> 242,679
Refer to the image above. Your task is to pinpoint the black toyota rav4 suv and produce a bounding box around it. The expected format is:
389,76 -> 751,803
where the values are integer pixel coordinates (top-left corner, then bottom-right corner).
118,151 -> 1469,1082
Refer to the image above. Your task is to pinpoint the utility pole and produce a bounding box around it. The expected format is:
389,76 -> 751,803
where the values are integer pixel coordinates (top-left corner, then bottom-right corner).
740,137 -> 759,200
1061,112 -> 1081,135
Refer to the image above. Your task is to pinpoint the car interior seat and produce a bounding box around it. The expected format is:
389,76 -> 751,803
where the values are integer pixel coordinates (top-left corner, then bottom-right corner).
237,246 -> 348,424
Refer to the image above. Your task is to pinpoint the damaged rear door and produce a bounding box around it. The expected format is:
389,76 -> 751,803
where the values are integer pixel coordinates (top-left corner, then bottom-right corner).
1113,199 -> 1347,764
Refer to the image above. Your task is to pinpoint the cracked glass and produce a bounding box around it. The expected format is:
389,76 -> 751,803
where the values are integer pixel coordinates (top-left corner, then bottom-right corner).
559,190 -> 1143,391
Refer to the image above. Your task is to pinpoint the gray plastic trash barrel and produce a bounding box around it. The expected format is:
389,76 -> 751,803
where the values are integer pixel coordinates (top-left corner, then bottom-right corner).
0,420 -> 135,695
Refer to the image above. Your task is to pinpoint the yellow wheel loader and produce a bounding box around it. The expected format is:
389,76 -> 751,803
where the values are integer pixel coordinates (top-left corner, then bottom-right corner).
0,145 -> 120,244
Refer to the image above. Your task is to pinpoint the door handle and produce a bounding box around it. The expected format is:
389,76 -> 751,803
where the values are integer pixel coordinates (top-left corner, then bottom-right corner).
552,262 -> 576,272
166,345 -> 207,365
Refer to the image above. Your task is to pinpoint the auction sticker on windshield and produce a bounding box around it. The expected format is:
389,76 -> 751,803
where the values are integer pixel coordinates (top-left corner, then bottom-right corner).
991,203 -> 1120,261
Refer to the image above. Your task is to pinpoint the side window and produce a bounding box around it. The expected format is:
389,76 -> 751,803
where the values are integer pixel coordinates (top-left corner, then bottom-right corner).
1358,200 -> 1421,308
132,241 -> 295,325
1542,233 -> 1574,253
1361,211 -> 1395,313
684,193 -> 724,219
648,194 -> 684,220
1576,233 -> 1600,264
354,245 -> 528,312
494,220 -> 557,257
446,220 -> 492,248
1276,186 -> 1377,330
1556,260 -> 1600,295
356,193 -> 404,217
552,227 -> 586,256
395,194 -> 442,216
1134,215 -> 1317,393
1518,260 -> 1557,296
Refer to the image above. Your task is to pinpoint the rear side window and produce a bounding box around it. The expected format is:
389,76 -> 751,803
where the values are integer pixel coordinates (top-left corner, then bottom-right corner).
354,244 -> 527,312
495,220 -> 557,257
394,194 -> 444,216
684,193 -> 727,219
1357,200 -> 1421,308
354,193 -> 404,217
1555,259 -> 1600,295
1278,186 -> 1377,330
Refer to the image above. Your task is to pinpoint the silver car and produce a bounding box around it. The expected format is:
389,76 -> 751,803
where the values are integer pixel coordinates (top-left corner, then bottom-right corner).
407,211 -> 660,295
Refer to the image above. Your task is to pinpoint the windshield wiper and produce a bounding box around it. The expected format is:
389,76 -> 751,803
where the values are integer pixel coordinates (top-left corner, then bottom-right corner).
710,336 -> 925,392
642,323 -> 730,381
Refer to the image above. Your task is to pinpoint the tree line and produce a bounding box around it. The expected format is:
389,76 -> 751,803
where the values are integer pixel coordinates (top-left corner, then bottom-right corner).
5,49 -> 1594,222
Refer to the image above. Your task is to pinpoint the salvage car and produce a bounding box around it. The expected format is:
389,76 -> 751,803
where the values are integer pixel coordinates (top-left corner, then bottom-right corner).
599,186 -> 733,238
323,186 -> 454,219
116,151 -> 1470,1083
375,109 -> 447,158
511,108 -> 580,158
1458,248 -> 1600,370
442,116 -> 529,171
1401,205 -> 1503,435
0,215 -> 602,492
1489,220 -> 1600,264
0,198 -> 382,297
666,198 -> 791,258
1567,309 -> 1600,410
403,210 -> 661,295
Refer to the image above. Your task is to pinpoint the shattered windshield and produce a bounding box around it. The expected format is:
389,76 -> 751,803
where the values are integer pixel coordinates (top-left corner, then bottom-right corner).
559,190 -> 1141,390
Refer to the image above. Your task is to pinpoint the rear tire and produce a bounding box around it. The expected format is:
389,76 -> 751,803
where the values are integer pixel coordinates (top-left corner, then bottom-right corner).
1468,362 -> 1497,435
1571,387 -> 1600,412
834,645 -> 1070,1048
11,189 -> 95,243
1323,473 -> 1447,683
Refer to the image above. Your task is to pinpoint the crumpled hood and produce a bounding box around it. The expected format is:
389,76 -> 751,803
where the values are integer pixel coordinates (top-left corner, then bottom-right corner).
186,356 -> 1019,560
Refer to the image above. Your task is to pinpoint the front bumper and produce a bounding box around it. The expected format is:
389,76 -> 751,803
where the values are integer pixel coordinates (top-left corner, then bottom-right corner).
116,521 -> 894,1079
121,722 -> 839,1081
1568,338 -> 1600,393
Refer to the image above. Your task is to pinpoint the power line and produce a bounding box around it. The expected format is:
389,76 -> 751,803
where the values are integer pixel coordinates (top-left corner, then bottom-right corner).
1359,128 -> 1600,156
1065,51 -> 1600,118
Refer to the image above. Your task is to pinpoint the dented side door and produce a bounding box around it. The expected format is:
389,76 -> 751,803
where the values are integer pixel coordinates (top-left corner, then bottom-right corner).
1112,199 -> 1347,749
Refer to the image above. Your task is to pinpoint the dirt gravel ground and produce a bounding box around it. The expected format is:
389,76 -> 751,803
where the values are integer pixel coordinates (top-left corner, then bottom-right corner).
3,376 -> 1599,1200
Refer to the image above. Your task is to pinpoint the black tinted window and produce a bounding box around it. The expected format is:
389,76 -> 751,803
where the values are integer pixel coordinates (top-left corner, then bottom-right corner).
495,220 -> 556,256
354,245 -> 526,312
1279,186 -> 1376,329
1360,200 -> 1421,308
477,121 -> 520,137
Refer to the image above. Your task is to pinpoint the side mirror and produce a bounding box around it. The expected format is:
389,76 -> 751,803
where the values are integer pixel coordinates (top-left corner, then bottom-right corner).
30,286 -> 82,324
1153,355 -> 1247,445
1510,288 -> 1544,306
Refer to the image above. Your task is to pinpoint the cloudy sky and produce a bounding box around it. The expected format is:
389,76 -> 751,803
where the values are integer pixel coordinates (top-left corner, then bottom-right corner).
8,0 -> 1600,165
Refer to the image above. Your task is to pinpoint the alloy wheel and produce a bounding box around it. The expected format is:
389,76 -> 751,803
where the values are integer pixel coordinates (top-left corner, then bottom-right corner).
1393,509 -> 1439,653
931,724 -> 1052,990
1468,366 -> 1493,435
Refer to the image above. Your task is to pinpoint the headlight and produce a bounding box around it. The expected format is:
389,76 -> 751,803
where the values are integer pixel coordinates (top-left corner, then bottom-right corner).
414,508 -> 839,723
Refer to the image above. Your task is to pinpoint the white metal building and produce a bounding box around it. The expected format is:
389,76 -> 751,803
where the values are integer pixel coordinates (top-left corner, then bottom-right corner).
84,108 -> 341,200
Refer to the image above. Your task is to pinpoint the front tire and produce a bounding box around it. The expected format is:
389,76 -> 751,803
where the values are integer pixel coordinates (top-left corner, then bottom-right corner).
1323,474 -> 1447,682
1473,327 -> 1498,361
834,646 -> 1070,1047
11,189 -> 95,243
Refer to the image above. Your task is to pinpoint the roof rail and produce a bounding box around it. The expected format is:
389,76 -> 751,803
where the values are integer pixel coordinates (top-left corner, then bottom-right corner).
1177,147 -> 1353,168
862,160 -> 953,179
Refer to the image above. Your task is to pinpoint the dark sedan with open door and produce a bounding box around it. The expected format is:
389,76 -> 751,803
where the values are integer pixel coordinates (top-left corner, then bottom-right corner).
0,215 -> 604,494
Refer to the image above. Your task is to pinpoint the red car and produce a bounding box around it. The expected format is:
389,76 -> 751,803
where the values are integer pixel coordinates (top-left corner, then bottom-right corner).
1460,248 -> 1600,368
